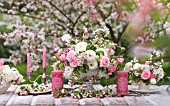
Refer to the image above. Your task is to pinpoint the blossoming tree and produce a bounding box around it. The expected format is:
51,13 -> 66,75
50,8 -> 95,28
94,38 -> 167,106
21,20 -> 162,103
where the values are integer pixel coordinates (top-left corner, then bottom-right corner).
0,0 -> 170,70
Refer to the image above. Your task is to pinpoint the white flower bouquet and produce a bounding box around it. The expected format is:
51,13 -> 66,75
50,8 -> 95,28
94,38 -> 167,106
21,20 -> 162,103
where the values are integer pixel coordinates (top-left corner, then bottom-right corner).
52,27 -> 125,85
0,60 -> 24,85
125,50 -> 164,85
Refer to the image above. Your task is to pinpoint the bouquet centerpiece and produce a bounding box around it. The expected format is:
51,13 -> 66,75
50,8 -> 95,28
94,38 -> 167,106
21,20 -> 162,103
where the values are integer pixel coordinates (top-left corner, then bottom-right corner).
52,26 -> 125,87
124,50 -> 164,90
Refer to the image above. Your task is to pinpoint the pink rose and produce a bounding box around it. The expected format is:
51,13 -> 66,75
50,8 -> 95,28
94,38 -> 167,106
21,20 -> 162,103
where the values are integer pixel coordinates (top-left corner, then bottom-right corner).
108,65 -> 117,74
66,50 -> 76,61
60,54 -> 66,62
70,58 -> 78,67
0,60 -> 4,66
141,70 -> 151,80
57,49 -> 62,56
118,58 -> 124,64
100,56 -> 110,67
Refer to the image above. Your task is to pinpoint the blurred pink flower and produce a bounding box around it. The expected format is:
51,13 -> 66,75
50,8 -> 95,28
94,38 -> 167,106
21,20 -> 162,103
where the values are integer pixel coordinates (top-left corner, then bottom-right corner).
100,56 -> 110,67
60,54 -> 66,62
108,65 -> 117,74
118,58 -> 124,65
57,49 -> 63,56
141,70 -> 151,80
0,60 -> 4,66
17,77 -> 24,83
66,50 -> 76,61
64,48 -> 70,54
70,58 -> 78,67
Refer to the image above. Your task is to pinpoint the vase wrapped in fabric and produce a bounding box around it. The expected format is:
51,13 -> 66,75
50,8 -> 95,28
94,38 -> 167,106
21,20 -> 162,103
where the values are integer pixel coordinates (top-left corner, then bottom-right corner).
116,71 -> 128,96
0,83 -> 10,94
52,71 -> 64,95
138,80 -> 150,91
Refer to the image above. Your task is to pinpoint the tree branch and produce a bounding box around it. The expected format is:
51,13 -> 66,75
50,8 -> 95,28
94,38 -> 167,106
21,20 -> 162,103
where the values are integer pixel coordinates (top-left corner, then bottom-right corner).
117,23 -> 129,43
47,1 -> 74,24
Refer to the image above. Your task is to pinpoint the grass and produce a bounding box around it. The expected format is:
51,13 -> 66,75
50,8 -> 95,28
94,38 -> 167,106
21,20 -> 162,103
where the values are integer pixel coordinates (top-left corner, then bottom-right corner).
8,63 -> 52,84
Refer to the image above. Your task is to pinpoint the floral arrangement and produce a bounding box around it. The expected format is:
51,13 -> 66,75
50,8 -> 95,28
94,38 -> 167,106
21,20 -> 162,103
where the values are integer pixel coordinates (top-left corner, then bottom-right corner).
54,87 -> 115,99
52,27 -> 125,86
18,81 -> 52,96
0,60 -> 24,85
124,50 -> 164,85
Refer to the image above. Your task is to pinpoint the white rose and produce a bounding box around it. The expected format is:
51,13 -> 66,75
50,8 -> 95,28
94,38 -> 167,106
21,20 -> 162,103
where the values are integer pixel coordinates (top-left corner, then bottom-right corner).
141,65 -> 150,70
150,78 -> 156,85
85,50 -> 96,61
124,62 -> 132,71
61,34 -> 71,42
75,42 -> 87,53
133,63 -> 141,70
87,60 -> 98,70
64,66 -> 73,79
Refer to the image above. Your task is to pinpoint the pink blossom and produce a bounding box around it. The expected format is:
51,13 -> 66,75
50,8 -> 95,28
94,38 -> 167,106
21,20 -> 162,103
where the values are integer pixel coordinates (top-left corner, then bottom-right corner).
0,60 -> 4,66
100,56 -> 110,67
60,54 -> 66,62
57,49 -> 63,56
64,48 -> 70,54
141,70 -> 151,80
66,50 -> 76,61
118,58 -> 124,64
17,77 -> 24,83
108,65 -> 117,74
70,58 -> 78,67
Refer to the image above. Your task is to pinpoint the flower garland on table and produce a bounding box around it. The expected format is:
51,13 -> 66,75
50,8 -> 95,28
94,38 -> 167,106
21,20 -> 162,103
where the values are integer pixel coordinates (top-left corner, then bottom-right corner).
125,50 -> 165,85
18,81 -> 52,96
54,87 -> 115,99
52,27 -> 125,86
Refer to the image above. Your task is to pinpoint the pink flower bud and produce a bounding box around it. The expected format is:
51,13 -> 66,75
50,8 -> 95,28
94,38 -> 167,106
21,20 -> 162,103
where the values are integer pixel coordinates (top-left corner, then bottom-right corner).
118,58 -> 124,64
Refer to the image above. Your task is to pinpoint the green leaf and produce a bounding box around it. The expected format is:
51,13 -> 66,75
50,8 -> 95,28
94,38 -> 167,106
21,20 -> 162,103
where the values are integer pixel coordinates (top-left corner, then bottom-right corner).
100,77 -> 107,87
87,40 -> 92,45
59,63 -> 64,70
74,68 -> 80,75
79,66 -> 86,73
86,45 -> 91,50
96,51 -> 104,57
84,64 -> 89,70
108,78 -> 114,85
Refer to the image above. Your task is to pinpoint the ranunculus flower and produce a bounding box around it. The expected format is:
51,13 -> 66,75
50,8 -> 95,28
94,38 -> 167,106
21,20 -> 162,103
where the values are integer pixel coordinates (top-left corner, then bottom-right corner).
0,60 -> 4,66
70,58 -> 78,67
108,65 -> 117,74
133,63 -> 141,70
87,60 -> 98,70
60,54 -> 66,62
141,70 -> 151,80
85,50 -> 96,61
66,50 -> 76,61
118,58 -> 124,64
100,56 -> 110,67
124,62 -> 132,71
75,42 -> 87,53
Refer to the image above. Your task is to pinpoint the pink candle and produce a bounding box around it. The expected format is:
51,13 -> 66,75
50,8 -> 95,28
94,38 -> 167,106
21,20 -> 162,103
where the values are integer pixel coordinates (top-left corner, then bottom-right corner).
42,48 -> 46,69
27,53 -> 31,73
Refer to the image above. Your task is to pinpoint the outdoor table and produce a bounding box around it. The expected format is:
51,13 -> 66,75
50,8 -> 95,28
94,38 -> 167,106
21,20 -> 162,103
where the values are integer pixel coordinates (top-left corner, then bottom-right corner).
0,85 -> 170,106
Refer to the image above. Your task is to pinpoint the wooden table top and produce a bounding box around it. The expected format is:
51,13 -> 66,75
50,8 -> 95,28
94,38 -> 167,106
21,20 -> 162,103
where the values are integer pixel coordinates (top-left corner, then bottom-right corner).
0,85 -> 170,106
